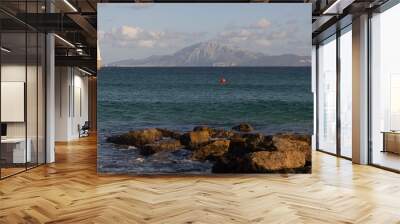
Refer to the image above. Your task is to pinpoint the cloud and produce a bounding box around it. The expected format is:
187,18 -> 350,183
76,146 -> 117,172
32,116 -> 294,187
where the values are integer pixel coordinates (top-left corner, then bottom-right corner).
270,31 -> 287,39
119,26 -> 142,39
255,39 -> 271,46
212,17 -> 301,55
99,16 -> 309,59
101,25 -> 206,49
138,40 -> 155,48
217,18 -> 272,42
255,18 -> 271,29
130,3 -> 155,10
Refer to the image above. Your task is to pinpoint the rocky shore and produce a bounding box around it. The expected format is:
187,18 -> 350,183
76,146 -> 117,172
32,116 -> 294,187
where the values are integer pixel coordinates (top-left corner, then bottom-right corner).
106,123 -> 311,173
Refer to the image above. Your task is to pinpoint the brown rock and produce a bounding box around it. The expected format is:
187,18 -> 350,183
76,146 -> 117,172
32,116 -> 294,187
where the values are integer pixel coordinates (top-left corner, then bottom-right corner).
212,154 -> 249,173
107,128 -> 163,146
191,139 -> 230,161
232,123 -> 254,132
227,133 -> 275,155
193,126 -> 214,135
247,150 -> 306,172
231,132 -> 243,139
180,130 -> 210,149
213,148 -> 307,173
211,129 -> 235,138
273,134 -> 311,162
156,128 -> 182,139
243,133 -> 275,152
227,137 -> 247,155
141,139 -> 183,155
259,135 -> 275,150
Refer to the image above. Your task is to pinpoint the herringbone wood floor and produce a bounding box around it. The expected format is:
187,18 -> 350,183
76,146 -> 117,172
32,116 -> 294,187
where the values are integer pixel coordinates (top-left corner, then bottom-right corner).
1,135 -> 400,224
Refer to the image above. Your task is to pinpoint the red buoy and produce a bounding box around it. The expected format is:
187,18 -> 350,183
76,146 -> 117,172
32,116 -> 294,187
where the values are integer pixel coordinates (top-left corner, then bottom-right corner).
219,77 -> 227,85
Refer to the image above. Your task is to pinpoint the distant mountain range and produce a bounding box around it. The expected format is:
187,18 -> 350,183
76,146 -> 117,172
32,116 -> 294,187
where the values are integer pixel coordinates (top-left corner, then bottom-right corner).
108,41 -> 311,67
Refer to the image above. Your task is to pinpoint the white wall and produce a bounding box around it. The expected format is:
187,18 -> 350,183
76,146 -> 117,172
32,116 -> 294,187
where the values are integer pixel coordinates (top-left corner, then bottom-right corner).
1,63 -> 46,164
55,67 -> 89,141
55,66 -> 70,141
1,64 -> 26,138
0,65 -> 41,139
312,45 -> 317,150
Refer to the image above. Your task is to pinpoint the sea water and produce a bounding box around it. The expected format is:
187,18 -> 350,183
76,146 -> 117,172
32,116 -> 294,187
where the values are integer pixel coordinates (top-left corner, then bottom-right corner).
98,67 -> 313,174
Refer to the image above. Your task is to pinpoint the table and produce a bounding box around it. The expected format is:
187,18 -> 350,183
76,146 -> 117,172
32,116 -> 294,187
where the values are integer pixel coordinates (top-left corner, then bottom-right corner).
1,138 -> 31,163
382,131 -> 400,154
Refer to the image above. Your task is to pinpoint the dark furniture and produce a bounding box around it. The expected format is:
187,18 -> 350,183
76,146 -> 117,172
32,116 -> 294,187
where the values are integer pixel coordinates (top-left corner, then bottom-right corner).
79,121 -> 90,138
1,123 -> 7,137
382,131 -> 400,154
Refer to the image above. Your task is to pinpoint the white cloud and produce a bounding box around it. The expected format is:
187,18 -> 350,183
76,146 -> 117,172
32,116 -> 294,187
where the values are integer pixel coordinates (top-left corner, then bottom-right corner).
119,26 -> 142,39
212,18 -> 300,54
138,40 -> 155,48
149,31 -> 164,39
102,25 -> 206,50
255,39 -> 271,46
270,31 -> 287,39
256,18 -> 271,29
100,16 -> 307,59
217,18 -> 273,44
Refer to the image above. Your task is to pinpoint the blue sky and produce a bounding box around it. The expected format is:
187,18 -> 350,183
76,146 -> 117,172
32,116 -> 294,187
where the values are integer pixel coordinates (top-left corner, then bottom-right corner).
98,3 -> 311,64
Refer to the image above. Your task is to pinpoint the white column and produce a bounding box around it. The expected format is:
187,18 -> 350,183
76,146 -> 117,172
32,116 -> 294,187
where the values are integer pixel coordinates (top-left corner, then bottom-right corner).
55,67 -> 73,141
352,14 -> 369,164
312,45 -> 317,151
46,32 -> 55,163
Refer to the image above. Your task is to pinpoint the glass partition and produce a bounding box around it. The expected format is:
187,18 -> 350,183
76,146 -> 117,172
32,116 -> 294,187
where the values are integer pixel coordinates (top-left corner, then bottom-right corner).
370,3 -> 400,171
1,30 -> 28,177
339,26 -> 352,158
317,35 -> 337,154
38,32 -> 46,165
27,30 -> 38,169
0,2 -> 46,179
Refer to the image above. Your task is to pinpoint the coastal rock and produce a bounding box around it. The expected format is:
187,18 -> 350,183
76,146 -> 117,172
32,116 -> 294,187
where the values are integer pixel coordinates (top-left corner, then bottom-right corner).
246,151 -> 306,172
107,128 -> 163,146
243,133 -> 275,152
243,133 -> 264,149
227,136 -> 248,155
191,139 -> 230,161
193,126 -> 214,135
141,139 -> 183,156
156,128 -> 182,139
211,129 -> 235,139
259,135 -> 275,151
272,134 -> 311,162
232,123 -> 254,132
212,154 -> 249,173
180,130 -> 210,149
227,133 -> 275,155
213,133 -> 308,173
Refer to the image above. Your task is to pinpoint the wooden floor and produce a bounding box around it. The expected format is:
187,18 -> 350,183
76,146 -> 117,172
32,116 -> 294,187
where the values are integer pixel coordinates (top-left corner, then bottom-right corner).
372,150 -> 400,171
1,135 -> 400,224
1,167 -> 26,178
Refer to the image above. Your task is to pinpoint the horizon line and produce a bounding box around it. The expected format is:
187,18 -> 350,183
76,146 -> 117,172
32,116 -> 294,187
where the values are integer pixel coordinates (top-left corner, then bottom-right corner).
100,65 -> 312,69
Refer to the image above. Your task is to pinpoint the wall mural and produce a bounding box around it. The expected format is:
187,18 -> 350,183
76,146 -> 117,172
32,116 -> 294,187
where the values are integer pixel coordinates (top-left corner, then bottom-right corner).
97,3 -> 313,174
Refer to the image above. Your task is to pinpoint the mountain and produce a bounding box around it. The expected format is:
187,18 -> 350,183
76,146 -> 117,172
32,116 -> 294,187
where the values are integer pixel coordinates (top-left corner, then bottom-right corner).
109,41 -> 311,67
